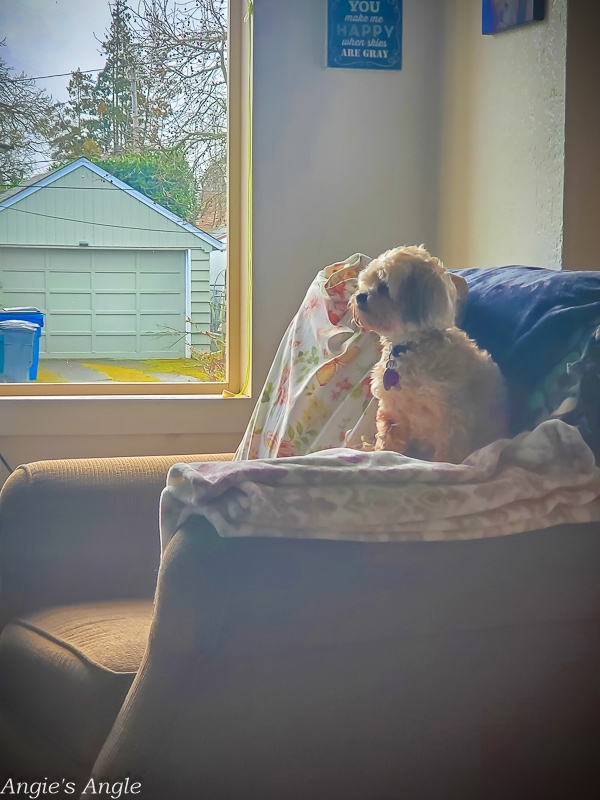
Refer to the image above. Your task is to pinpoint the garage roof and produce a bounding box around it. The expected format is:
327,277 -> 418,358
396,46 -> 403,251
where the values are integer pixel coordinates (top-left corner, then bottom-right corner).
0,158 -> 224,251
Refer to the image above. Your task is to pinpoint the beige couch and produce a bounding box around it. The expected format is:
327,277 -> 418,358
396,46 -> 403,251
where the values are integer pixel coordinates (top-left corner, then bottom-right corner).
0,452 -> 599,799
0,453 -> 229,790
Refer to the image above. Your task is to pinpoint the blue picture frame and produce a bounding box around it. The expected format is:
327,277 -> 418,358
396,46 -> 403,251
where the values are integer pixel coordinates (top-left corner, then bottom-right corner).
327,0 -> 402,71
482,0 -> 545,35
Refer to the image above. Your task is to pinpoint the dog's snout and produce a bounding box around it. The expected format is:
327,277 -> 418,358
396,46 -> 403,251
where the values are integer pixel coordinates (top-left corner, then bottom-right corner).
356,293 -> 368,308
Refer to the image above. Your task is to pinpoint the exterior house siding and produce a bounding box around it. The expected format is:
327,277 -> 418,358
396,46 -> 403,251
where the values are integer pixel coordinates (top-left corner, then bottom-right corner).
190,249 -> 211,351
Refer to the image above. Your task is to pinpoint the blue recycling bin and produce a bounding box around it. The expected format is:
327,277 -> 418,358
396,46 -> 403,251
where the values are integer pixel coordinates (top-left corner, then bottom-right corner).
0,307 -> 44,379
0,320 -> 40,383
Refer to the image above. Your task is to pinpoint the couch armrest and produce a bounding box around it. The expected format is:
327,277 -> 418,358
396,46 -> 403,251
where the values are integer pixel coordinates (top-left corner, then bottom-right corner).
0,453 -> 233,628
91,516 -> 600,798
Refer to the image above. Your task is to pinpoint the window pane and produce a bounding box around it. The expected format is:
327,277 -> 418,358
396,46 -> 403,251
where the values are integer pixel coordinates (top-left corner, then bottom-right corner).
0,0 -> 231,386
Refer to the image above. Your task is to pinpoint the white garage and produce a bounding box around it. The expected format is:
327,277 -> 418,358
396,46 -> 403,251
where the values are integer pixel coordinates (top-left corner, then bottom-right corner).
1,248 -> 186,359
0,158 -> 223,360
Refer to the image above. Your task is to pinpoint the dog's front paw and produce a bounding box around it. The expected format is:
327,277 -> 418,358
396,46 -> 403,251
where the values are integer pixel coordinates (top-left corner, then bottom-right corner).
360,436 -> 376,452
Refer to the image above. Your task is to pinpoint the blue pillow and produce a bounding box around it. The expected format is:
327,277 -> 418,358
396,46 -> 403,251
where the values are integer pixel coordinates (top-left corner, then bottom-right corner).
454,266 -> 600,436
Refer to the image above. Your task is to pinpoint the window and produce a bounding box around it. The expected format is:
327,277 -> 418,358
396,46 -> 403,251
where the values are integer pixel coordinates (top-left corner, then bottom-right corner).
0,0 -> 250,397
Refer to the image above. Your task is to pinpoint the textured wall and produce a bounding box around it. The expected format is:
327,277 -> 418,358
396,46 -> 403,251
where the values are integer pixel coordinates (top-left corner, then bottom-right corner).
438,0 -> 567,270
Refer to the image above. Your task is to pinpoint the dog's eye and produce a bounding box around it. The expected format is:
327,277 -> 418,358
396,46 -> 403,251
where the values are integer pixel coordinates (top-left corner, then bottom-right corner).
377,283 -> 389,295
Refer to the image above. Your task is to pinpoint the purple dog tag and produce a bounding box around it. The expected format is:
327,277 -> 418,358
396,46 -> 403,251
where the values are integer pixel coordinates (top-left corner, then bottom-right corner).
383,368 -> 400,391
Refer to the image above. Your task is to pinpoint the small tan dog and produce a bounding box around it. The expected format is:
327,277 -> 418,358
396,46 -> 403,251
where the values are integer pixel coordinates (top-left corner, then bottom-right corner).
351,245 -> 507,463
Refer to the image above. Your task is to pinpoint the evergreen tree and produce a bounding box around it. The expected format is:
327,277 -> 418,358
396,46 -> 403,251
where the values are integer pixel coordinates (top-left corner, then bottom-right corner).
50,70 -> 103,161
95,0 -> 137,154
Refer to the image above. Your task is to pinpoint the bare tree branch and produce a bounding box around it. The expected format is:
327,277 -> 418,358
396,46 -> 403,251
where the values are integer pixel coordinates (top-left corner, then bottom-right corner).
0,40 -> 58,185
131,0 -> 228,227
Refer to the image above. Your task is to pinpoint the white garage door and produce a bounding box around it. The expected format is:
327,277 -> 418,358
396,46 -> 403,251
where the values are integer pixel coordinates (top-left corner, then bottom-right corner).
0,248 -> 186,358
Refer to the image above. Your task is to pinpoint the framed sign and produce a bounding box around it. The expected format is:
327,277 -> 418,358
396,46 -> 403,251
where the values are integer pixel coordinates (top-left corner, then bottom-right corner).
327,0 -> 402,71
482,0 -> 545,34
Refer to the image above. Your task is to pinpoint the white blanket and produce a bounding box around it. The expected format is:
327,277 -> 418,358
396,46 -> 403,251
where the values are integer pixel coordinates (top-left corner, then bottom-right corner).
160,420 -> 600,551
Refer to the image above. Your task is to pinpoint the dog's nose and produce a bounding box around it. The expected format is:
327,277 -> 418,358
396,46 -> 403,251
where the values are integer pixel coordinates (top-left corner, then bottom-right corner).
356,293 -> 368,307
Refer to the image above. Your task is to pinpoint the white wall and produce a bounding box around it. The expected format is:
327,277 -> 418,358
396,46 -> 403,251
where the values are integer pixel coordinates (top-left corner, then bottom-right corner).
252,0 -> 446,383
438,0 -> 567,270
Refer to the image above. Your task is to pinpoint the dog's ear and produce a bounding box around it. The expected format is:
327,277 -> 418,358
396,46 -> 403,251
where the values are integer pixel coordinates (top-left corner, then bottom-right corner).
397,268 -> 431,325
449,272 -> 468,302
449,273 -> 468,325
398,263 -> 456,330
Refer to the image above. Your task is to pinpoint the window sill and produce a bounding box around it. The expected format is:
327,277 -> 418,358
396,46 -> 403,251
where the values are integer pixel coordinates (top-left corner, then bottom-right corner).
0,393 -> 255,437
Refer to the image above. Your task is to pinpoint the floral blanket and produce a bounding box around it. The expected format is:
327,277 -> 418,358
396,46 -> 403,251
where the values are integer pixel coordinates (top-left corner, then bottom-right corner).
161,420 -> 600,551
236,253 -> 380,459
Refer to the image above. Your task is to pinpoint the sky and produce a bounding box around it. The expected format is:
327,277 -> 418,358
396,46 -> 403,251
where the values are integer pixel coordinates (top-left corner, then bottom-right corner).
0,0 -> 112,103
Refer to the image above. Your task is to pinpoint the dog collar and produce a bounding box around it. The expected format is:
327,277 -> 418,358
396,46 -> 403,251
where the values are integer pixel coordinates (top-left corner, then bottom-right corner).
383,343 -> 411,390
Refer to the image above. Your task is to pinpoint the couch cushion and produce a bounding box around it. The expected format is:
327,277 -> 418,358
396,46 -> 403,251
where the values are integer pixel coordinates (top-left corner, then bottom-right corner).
0,599 -> 152,778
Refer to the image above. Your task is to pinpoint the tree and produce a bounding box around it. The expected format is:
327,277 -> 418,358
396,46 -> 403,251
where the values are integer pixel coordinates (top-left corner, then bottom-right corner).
49,1 -> 228,229
131,0 -> 228,228
0,40 -> 57,187
93,149 -> 199,222
49,70 -> 103,161
51,1 -> 169,161
95,0 -> 138,154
